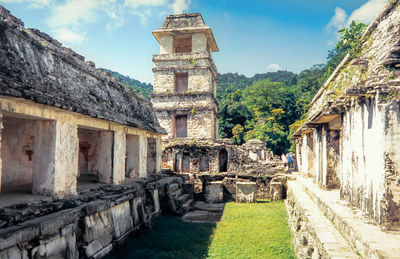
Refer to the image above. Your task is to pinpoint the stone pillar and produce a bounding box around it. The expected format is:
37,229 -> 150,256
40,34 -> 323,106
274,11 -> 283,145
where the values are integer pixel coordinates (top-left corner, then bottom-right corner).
236,182 -> 257,203
138,135 -> 147,178
270,181 -> 283,201
205,181 -> 223,203
97,132 -> 113,184
33,120 -> 78,197
113,131 -> 126,184
155,136 -> 162,174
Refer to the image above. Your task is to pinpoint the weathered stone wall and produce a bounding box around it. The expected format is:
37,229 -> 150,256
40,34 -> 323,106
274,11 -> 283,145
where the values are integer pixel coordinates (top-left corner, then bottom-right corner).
152,13 -> 219,143
0,96 -> 163,197
0,175 -> 191,258
163,139 -> 283,176
0,6 -> 164,134
294,1 -> 400,229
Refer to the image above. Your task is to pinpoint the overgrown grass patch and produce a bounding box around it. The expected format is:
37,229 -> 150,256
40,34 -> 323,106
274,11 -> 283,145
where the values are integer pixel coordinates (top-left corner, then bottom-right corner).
106,216 -> 216,259
207,201 -> 295,259
105,201 -> 295,259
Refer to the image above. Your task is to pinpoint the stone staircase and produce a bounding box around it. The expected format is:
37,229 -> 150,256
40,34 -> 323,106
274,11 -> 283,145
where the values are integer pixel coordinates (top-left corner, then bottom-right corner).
165,180 -> 194,216
286,175 -> 400,259
181,201 -> 224,223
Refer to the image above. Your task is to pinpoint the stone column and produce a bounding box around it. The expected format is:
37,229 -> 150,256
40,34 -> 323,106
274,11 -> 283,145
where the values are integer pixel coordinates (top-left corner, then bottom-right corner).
33,120 -> 79,197
97,132 -> 113,184
138,135 -> 147,178
113,131 -> 126,184
155,136 -> 162,174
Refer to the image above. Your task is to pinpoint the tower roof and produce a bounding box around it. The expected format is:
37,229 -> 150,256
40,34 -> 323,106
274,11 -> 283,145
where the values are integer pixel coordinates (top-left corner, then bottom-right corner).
153,13 -> 219,52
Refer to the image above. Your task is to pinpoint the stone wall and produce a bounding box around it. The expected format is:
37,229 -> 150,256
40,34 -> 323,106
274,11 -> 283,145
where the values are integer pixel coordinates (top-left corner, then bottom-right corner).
163,139 -> 283,176
0,175 -> 192,258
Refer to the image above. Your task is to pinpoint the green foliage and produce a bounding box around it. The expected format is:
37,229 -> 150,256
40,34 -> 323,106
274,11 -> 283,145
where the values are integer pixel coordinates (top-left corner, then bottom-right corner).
326,20 -> 367,78
232,124 -> 244,145
106,69 -> 153,99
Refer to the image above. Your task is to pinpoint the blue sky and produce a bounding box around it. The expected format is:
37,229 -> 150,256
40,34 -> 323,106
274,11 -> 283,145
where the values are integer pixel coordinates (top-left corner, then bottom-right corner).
0,0 -> 387,83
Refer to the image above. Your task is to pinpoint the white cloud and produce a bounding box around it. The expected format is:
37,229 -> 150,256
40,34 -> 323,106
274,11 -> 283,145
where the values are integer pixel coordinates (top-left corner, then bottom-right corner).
0,0 -> 50,8
327,7 -> 347,31
327,0 -> 387,32
51,27 -> 85,44
171,0 -> 191,14
266,64 -> 281,72
48,0 -> 100,28
3,0 -> 192,44
347,0 -> 387,25
124,0 -> 166,8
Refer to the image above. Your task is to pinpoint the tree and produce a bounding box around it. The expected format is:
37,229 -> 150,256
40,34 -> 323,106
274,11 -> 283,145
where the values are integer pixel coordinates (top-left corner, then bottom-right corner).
326,20 -> 367,77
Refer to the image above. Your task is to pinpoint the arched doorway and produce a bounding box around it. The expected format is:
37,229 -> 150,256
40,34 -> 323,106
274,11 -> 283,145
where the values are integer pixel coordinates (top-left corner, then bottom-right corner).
219,148 -> 228,172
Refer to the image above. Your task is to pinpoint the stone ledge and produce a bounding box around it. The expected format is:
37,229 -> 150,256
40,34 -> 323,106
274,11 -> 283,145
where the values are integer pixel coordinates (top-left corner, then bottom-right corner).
286,179 -> 359,259
297,175 -> 400,259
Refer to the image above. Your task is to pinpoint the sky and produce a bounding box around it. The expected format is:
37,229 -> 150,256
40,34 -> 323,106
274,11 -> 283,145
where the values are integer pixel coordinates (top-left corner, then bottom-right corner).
0,0 -> 388,83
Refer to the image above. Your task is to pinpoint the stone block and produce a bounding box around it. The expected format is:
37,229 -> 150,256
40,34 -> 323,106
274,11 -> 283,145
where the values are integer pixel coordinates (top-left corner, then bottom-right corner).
205,181 -> 223,204
111,201 -> 133,238
83,209 -> 113,257
270,182 -> 283,201
31,232 -> 77,259
235,182 -> 257,203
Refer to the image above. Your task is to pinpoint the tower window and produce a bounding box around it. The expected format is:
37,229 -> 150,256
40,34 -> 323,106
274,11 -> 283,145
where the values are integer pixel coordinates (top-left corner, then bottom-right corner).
173,36 -> 192,53
175,115 -> 188,138
175,72 -> 188,92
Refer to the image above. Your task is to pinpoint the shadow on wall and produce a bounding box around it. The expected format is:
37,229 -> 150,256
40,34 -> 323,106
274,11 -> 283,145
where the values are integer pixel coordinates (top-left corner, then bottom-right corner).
105,216 -> 216,259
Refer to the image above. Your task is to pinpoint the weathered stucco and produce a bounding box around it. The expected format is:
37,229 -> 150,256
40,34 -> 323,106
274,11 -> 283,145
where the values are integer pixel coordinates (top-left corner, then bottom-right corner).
294,1 -> 400,230
152,13 -> 219,142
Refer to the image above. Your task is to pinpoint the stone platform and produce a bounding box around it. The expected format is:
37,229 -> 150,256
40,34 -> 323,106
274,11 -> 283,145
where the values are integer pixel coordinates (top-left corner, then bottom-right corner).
287,175 -> 400,259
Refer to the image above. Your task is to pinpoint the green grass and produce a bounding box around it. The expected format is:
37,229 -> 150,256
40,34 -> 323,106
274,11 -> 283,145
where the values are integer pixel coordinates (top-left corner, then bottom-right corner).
105,201 -> 295,259
207,201 -> 295,259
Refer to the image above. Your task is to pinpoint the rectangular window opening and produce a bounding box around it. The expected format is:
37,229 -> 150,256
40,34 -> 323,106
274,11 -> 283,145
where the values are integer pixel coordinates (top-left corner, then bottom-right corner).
175,72 -> 188,93
173,36 -> 192,53
175,115 -> 188,138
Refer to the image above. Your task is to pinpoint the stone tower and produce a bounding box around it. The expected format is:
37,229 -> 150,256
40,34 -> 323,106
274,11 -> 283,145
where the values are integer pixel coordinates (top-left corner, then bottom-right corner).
152,13 -> 219,142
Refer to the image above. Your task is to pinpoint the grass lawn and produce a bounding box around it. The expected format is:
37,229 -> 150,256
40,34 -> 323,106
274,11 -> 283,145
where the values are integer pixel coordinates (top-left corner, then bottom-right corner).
105,201 -> 295,259
207,201 -> 295,259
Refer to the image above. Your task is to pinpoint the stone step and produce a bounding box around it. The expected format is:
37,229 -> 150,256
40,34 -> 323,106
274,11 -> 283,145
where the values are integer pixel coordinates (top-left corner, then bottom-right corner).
297,176 -> 400,259
181,210 -> 222,223
171,189 -> 182,199
175,194 -> 190,207
169,183 -> 179,193
192,201 -> 224,213
178,199 -> 194,215
286,179 -> 360,259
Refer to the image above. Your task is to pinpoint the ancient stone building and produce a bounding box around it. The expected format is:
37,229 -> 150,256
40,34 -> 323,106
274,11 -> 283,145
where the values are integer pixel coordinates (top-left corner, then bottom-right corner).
0,5 -> 164,198
151,13 -> 219,142
288,1 -> 400,258
151,13 -> 284,203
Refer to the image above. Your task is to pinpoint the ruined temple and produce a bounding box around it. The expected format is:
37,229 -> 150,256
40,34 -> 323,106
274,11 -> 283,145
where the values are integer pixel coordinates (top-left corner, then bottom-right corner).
288,1 -> 400,258
0,6 -> 199,258
152,13 -> 219,142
